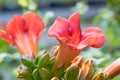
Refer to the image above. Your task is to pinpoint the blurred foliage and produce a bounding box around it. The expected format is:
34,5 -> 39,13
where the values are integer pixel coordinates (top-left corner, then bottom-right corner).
0,53 -> 20,80
0,0 -> 3,7
18,0 -> 31,8
92,0 -> 120,53
0,39 -> 10,53
107,0 -> 120,15
18,0 -> 38,13
72,1 -> 89,15
0,30 -> 19,80
43,11 -> 54,26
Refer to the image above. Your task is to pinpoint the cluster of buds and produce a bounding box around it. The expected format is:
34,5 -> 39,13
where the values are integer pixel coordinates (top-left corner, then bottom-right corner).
16,52 -> 120,80
0,12 -> 119,80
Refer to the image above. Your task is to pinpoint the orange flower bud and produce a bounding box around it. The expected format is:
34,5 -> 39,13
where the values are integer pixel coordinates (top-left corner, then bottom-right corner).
92,72 -> 108,80
51,77 -> 59,80
78,59 -> 94,80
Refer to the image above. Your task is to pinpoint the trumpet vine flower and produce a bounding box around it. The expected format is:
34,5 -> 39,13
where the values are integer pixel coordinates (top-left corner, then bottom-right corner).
48,12 -> 105,67
0,12 -> 44,58
103,58 -> 120,78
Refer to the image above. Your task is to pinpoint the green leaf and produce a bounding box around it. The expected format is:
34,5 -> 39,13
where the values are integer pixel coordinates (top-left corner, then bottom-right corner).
0,39 -> 10,53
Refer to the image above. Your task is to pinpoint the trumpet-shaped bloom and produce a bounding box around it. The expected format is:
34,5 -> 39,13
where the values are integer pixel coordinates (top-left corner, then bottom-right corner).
48,12 -> 105,67
103,58 -> 120,78
0,12 -> 44,57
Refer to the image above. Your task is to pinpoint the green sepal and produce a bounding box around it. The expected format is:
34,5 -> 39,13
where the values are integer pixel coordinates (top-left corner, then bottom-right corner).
32,69 -> 40,80
38,53 -> 50,68
34,50 -> 46,65
32,68 -> 50,80
21,55 -> 36,69
64,64 -> 79,80
47,57 -> 55,70
17,71 -> 33,80
16,66 -> 33,80
39,68 -> 50,80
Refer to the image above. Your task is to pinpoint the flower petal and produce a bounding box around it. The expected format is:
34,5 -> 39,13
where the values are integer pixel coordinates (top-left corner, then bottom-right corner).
68,12 -> 82,45
48,17 -> 69,42
24,12 -> 45,57
23,12 -> 44,40
77,27 -> 105,49
6,15 -> 32,56
6,15 -> 25,38
1,15 -> 24,45
0,29 -> 14,45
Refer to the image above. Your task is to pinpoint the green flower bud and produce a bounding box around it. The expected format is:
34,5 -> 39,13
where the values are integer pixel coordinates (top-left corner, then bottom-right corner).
17,66 -> 32,80
64,64 -> 79,80
21,55 -> 36,69
38,53 -> 50,68
64,56 -> 82,80
34,50 -> 46,65
32,69 -> 40,80
39,68 -> 50,80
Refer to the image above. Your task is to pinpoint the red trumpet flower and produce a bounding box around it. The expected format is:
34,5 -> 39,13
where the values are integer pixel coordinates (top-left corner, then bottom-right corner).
48,12 -> 105,67
0,12 -> 44,58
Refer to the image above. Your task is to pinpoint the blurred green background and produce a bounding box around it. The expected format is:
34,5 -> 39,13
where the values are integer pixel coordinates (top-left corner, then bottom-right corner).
0,0 -> 120,80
